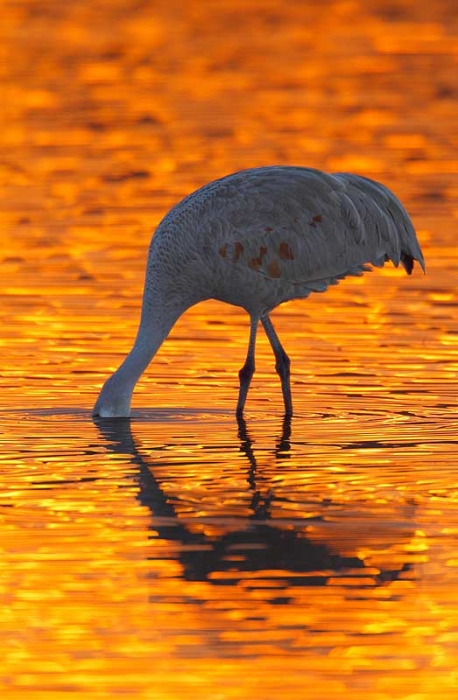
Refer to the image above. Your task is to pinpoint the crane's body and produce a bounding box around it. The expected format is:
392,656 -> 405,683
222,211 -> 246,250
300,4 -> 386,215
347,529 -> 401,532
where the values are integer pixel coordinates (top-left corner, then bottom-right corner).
93,166 -> 424,418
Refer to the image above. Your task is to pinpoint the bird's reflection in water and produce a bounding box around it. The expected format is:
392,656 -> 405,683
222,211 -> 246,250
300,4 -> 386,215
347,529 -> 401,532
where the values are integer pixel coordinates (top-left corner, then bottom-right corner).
94,416 -> 412,591
239,415 -> 291,520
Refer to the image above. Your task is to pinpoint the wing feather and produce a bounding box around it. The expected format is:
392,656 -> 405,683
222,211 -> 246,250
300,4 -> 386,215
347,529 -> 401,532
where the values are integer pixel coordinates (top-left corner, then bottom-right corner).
207,167 -> 423,292
211,168 -> 395,288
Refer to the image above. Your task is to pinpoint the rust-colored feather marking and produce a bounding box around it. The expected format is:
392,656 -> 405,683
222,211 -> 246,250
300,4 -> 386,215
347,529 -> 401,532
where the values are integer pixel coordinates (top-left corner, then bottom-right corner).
233,242 -> 244,262
218,244 -> 228,258
267,259 -> 281,278
249,245 -> 268,271
309,213 -> 322,227
279,242 -> 294,260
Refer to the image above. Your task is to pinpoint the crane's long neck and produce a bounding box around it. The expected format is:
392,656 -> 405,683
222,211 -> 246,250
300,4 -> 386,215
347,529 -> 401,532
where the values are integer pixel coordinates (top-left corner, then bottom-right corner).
93,295 -> 190,418
115,319 -> 170,394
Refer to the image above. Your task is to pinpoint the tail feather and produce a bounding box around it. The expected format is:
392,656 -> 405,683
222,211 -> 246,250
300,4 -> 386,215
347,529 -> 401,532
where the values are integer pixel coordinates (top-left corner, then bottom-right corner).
333,171 -> 425,275
401,252 -> 414,275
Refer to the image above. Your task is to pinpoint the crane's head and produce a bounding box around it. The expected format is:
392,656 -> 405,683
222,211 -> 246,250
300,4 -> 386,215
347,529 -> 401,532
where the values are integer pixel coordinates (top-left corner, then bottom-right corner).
92,374 -> 133,418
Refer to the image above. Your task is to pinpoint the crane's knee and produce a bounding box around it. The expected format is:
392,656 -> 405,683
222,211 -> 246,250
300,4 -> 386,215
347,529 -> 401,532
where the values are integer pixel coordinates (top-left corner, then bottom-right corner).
275,351 -> 290,380
239,362 -> 255,384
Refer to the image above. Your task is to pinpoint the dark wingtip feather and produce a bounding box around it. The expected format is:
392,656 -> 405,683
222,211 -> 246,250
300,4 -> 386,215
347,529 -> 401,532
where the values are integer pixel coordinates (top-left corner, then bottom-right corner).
401,252 -> 414,275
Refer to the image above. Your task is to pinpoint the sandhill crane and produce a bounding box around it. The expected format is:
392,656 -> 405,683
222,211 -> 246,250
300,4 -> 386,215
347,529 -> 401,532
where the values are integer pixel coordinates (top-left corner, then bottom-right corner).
93,166 -> 424,418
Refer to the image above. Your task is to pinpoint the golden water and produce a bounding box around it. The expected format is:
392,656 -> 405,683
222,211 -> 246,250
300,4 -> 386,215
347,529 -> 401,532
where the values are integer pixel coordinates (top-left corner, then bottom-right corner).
1,0 -> 458,698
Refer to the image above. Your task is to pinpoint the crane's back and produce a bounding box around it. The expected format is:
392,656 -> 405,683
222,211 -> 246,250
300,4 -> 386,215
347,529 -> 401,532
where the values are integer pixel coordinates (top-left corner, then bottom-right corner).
143,166 -> 424,314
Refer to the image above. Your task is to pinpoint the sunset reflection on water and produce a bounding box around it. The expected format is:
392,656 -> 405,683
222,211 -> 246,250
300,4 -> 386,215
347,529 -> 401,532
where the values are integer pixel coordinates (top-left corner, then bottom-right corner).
1,0 -> 458,698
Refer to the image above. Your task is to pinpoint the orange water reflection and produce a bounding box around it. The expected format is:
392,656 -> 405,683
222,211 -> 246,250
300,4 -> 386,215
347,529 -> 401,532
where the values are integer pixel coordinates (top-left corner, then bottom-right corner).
1,0 -> 458,698
2,412 -> 458,698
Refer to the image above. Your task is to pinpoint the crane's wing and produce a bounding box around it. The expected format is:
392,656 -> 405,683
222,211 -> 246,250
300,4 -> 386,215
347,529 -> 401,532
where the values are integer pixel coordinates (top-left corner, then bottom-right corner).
212,167 -> 424,296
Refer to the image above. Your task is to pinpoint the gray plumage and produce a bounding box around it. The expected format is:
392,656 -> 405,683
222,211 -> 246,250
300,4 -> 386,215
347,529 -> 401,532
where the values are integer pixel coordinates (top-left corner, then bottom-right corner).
93,166 -> 424,418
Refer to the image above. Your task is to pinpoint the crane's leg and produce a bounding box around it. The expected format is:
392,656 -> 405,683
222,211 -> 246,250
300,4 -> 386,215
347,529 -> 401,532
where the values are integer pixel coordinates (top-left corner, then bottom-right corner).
261,315 -> 293,416
236,316 -> 259,417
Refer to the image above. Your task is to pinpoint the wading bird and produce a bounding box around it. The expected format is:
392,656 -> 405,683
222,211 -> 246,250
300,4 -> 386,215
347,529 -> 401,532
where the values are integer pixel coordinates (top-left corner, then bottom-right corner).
93,166 -> 424,418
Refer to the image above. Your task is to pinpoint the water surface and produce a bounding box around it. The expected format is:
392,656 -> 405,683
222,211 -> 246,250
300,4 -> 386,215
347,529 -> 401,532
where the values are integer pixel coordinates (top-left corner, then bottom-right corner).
1,0 -> 458,698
